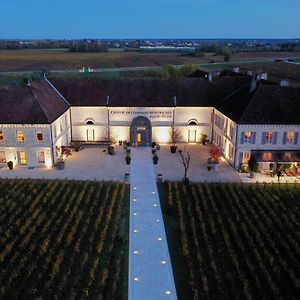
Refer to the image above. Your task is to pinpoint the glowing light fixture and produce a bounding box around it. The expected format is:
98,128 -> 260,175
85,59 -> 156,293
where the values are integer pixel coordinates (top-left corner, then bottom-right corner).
133,250 -> 139,254
165,290 -> 171,295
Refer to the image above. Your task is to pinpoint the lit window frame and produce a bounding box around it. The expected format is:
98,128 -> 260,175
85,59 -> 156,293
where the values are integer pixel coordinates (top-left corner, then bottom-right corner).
37,151 -> 45,163
244,131 -> 252,143
0,150 -> 6,163
17,130 -> 25,143
0,130 -> 4,142
286,132 -> 294,144
36,130 -> 44,143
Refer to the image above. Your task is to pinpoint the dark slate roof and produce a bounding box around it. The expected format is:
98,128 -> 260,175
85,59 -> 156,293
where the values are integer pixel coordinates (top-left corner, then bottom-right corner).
50,77 -> 251,107
239,85 -> 300,125
215,80 -> 300,124
0,79 -> 70,124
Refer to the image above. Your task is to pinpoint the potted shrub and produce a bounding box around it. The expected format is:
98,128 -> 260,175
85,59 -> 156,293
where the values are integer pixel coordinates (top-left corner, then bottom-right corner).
107,146 -> 115,155
156,144 -> 160,151
119,140 -> 123,146
151,141 -> 157,148
56,146 -> 72,170
200,133 -> 207,145
71,141 -> 81,152
126,149 -> 131,155
125,154 -> 131,165
153,153 -> 159,164
169,127 -> 182,153
207,157 -> 212,171
7,161 -> 13,170
210,146 -> 221,169
152,148 -> 156,154
248,154 -> 258,178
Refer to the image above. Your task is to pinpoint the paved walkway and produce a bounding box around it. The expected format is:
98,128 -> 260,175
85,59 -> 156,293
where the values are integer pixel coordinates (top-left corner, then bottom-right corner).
128,148 -> 177,300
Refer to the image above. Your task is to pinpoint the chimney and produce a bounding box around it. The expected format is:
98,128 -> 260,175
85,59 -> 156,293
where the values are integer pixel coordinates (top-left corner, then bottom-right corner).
249,78 -> 257,93
280,79 -> 289,87
27,80 -> 31,87
173,96 -> 177,106
233,67 -> 240,73
261,72 -> 268,80
208,73 -> 213,82
247,70 -> 253,76
106,95 -> 110,106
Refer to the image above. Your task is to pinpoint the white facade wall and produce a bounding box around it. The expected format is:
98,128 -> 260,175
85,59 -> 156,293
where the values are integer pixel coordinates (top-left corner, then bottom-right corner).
71,106 -> 213,144
71,107 -> 108,141
235,124 -> 300,168
0,124 -> 52,167
212,109 -> 238,166
51,110 -> 72,162
0,109 -> 71,168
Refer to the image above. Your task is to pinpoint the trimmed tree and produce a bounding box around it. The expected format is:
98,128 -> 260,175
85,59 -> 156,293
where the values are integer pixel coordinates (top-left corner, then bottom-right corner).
178,147 -> 191,182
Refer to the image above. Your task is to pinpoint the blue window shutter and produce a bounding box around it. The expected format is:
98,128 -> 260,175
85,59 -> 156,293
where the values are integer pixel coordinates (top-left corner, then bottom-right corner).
283,132 -> 287,144
239,152 -> 243,164
262,132 -> 266,144
294,132 -> 299,145
251,132 -> 256,144
240,131 -> 245,144
273,132 -> 278,144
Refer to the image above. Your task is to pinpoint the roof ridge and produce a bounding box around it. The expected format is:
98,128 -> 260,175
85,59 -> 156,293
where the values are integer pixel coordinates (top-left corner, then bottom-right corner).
238,84 -> 263,123
216,80 -> 251,106
44,77 -> 71,106
29,83 -> 51,123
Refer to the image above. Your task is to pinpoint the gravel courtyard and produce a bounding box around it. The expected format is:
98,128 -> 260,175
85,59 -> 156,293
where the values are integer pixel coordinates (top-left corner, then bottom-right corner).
0,144 -> 240,182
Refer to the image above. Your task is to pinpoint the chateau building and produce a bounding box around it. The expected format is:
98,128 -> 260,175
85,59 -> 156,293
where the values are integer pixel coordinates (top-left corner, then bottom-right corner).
0,75 -> 299,170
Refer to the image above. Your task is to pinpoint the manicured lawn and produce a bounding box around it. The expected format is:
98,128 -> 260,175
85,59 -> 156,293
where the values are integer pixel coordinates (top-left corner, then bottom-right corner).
0,179 -> 129,299
159,182 -> 300,299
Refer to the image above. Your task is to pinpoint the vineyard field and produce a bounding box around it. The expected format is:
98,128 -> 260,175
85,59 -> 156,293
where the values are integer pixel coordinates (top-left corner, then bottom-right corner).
159,182 -> 300,299
0,179 -> 129,299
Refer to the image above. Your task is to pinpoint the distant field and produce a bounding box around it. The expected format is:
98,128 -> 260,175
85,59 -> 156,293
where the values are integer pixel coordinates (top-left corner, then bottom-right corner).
1,49 -> 300,71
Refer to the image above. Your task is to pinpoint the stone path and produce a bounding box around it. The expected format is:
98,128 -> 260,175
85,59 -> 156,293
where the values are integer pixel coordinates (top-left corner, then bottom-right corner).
128,148 -> 177,300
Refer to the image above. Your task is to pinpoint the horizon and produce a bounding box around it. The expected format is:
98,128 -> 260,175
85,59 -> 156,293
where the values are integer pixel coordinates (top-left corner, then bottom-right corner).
0,0 -> 300,39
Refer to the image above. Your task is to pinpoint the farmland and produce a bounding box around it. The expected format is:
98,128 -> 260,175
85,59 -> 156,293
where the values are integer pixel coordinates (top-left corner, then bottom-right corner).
1,49 -> 300,72
160,182 -> 300,299
0,179 -> 129,299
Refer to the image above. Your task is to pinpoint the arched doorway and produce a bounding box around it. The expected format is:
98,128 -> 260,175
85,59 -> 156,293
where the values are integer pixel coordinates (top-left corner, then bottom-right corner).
130,116 -> 152,146
188,119 -> 198,143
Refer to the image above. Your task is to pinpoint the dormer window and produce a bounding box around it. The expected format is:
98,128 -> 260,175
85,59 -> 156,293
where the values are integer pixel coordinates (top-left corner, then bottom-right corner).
244,131 -> 252,143
36,130 -> 44,142
17,131 -> 24,143
0,130 -> 3,142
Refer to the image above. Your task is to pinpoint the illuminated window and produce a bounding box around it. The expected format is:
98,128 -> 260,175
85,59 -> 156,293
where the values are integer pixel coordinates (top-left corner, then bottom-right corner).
229,125 -> 234,139
286,132 -> 294,144
38,151 -> 45,163
36,130 -> 44,142
242,152 -> 251,164
262,152 -> 272,161
17,131 -> 24,143
0,151 -> 6,163
266,132 -> 273,143
244,131 -> 252,143
18,151 -> 27,165
229,144 -> 234,159
0,130 -> 3,142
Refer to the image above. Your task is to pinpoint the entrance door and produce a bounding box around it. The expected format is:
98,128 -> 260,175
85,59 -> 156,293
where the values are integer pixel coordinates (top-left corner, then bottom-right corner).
137,133 -> 142,146
18,151 -> 27,165
188,129 -> 196,143
87,129 -> 95,142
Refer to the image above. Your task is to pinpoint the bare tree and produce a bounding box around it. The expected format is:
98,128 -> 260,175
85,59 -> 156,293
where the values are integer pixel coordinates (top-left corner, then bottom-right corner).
178,147 -> 191,182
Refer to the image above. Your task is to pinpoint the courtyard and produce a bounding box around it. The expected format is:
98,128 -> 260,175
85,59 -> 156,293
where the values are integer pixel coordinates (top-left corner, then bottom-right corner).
0,144 -> 240,182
